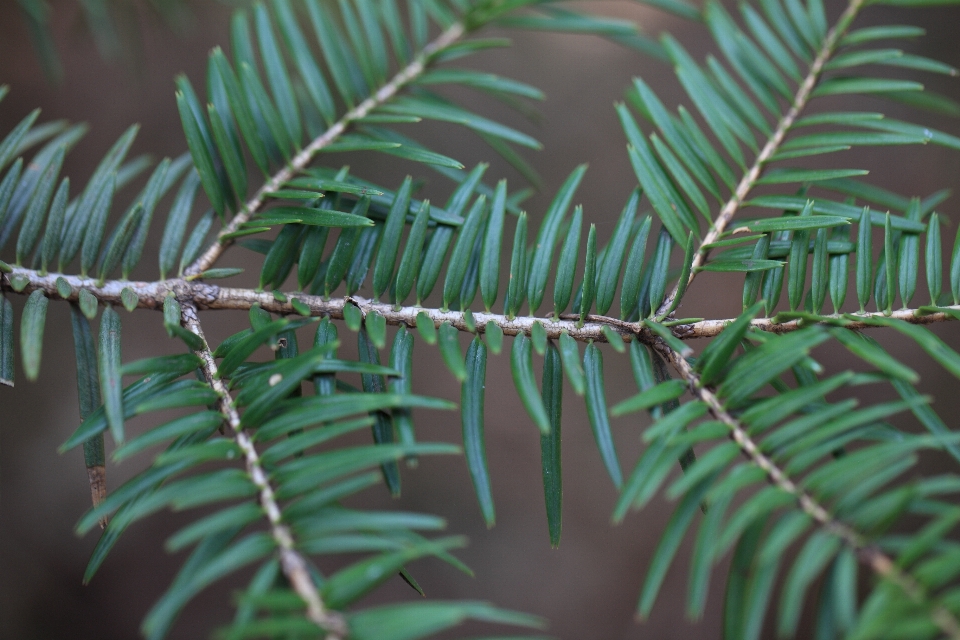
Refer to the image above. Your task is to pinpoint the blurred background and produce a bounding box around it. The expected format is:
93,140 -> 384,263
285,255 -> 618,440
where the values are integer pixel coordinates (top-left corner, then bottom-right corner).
1,1 -> 960,638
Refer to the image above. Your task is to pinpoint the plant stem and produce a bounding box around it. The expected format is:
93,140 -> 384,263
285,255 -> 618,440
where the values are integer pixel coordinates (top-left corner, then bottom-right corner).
656,0 -> 866,317
4,265 -> 959,342
178,300 -> 346,638
658,341 -> 960,639
183,21 -> 466,277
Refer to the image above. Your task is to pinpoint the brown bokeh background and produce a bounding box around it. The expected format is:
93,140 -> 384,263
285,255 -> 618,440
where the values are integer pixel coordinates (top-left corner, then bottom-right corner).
2,1 -> 960,638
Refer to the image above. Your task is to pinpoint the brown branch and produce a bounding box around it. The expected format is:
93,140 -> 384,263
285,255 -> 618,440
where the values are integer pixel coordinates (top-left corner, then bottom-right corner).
3,266 -> 958,343
178,300 -> 346,638
672,307 -> 960,338
183,21 -> 466,277
655,0 -> 867,317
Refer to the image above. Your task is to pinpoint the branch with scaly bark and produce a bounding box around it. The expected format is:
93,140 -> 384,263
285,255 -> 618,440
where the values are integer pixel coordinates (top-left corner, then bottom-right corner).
178,300 -> 347,639
3,266 -> 957,344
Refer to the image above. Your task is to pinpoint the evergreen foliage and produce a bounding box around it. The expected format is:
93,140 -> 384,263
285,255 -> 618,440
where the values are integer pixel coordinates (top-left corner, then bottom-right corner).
4,0 -> 960,637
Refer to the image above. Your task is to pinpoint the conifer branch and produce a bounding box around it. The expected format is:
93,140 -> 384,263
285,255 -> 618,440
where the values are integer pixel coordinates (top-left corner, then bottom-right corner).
5,0 -> 959,635
183,21 -> 466,278
178,300 -> 346,639
657,0 -> 867,317
656,341 -> 960,639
